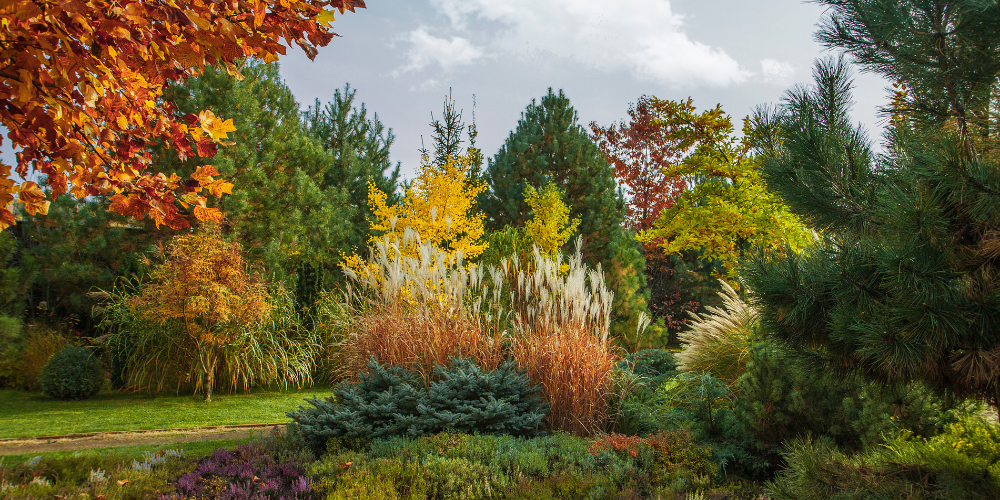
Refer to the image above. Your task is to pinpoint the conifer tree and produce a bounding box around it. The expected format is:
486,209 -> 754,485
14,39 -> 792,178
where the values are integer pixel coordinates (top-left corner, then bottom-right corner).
156,62 -> 369,299
482,89 -> 652,347
302,84 -> 403,251
746,0 -> 1000,409
482,89 -> 625,263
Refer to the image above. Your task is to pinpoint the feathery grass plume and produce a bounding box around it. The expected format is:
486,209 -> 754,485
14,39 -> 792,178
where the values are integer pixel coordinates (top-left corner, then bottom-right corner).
340,228 -> 506,383
675,280 -> 757,383
506,240 -> 619,435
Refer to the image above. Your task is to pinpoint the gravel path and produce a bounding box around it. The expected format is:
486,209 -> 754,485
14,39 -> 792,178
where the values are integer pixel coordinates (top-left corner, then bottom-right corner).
0,423 -> 286,456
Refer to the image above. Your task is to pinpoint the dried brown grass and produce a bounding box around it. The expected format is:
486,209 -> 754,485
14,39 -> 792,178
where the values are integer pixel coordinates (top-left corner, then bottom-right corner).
340,232 -> 619,434
513,326 -> 619,436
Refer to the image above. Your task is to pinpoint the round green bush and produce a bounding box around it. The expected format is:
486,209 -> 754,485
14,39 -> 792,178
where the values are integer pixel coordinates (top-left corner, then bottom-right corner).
38,345 -> 104,399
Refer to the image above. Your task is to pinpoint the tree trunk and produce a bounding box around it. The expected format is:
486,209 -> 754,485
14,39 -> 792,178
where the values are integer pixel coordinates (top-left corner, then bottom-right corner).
203,351 -> 216,402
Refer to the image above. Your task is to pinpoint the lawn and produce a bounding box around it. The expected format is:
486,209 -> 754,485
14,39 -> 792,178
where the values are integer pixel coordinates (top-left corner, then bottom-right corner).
0,385 -> 330,439
0,437 -> 249,465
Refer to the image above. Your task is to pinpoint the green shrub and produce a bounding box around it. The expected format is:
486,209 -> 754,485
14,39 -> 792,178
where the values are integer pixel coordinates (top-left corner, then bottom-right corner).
311,431 -> 720,499
0,315 -> 24,388
768,416 -> 1000,499
607,349 -> 678,435
38,345 -> 104,399
733,341 -> 973,466
8,324 -> 69,391
288,358 -> 548,454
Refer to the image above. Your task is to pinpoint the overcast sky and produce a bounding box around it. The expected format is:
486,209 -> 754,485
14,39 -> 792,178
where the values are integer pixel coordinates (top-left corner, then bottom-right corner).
276,0 -> 892,180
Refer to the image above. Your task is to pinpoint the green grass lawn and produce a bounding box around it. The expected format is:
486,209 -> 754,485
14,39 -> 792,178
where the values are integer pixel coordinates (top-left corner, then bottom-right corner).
0,385 -> 331,439
0,437 -> 249,465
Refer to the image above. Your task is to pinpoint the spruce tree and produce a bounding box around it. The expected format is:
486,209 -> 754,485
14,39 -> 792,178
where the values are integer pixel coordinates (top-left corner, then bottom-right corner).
746,0 -> 1000,408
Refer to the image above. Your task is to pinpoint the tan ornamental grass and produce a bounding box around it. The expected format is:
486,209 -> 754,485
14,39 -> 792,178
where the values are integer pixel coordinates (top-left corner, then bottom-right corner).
339,230 -> 505,382
675,280 -> 758,383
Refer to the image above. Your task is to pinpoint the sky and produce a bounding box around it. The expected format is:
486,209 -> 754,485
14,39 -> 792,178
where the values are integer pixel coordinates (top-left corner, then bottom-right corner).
275,0 -> 893,180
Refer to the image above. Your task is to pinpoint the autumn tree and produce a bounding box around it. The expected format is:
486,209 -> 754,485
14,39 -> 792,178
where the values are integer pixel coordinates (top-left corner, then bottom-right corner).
590,96 -> 687,231
746,0 -> 1000,410
124,225 -> 271,402
0,0 -> 365,231
343,152 -> 487,276
523,182 -> 580,260
592,97 -> 724,339
638,98 -> 812,285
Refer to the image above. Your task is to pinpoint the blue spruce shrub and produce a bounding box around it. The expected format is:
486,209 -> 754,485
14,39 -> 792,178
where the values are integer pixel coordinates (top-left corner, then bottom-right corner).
288,358 -> 548,454
38,345 -> 104,400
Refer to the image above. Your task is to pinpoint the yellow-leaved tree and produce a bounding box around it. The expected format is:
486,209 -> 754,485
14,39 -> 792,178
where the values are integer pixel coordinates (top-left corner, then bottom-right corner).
123,224 -> 271,402
344,151 -> 486,275
523,182 -> 581,260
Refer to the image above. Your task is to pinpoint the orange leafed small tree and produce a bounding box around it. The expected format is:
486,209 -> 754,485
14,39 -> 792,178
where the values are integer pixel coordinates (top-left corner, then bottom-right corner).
0,0 -> 365,231
129,224 -> 271,401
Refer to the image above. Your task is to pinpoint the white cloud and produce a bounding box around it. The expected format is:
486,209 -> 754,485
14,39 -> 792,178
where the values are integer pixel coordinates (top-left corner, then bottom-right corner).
759,59 -> 796,86
399,28 -> 484,73
418,0 -> 748,87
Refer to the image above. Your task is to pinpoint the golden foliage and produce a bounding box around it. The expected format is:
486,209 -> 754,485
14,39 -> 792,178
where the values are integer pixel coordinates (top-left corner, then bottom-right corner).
344,152 -> 486,277
523,182 -> 580,259
0,0 -> 364,230
128,224 -> 270,400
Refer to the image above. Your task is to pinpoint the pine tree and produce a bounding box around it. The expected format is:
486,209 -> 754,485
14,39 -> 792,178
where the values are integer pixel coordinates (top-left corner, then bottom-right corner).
482,89 -> 625,264
156,62 -> 360,298
302,83 -> 403,251
481,90 -> 651,345
745,0 -> 1000,409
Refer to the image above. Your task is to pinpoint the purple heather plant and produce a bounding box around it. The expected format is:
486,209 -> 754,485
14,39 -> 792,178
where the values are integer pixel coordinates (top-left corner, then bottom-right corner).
166,443 -> 312,500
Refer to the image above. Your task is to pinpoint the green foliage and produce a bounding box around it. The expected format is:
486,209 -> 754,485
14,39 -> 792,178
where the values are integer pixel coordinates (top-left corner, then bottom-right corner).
0,315 -> 23,388
747,1 -> 1000,407
0,229 -> 34,317
101,282 -> 316,397
302,83 -> 402,256
607,350 -> 678,436
38,345 -> 104,400
159,62 -> 361,296
0,447 -> 192,500
768,416 -> 1000,500
288,358 -> 548,454
312,430 -> 719,499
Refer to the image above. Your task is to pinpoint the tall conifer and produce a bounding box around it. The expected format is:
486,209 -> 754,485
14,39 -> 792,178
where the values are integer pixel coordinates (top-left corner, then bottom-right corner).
746,0 -> 1000,408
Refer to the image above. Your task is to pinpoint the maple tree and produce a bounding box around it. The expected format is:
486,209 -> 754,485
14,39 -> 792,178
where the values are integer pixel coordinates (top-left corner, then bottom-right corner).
125,224 -> 271,402
0,0 -> 365,231
590,96 -> 688,232
638,98 -> 812,285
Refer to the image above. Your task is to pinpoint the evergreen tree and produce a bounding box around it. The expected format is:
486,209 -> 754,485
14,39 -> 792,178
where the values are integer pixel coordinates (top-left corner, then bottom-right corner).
302,83 -> 402,252
482,89 -> 625,263
746,0 -> 1000,409
156,62 -> 358,298
482,89 -> 651,346
422,90 -> 483,184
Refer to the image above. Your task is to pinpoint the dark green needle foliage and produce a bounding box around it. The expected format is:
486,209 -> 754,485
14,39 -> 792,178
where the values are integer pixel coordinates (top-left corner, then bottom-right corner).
39,345 -> 104,400
482,89 -> 654,345
746,0 -> 1000,409
287,358 -> 548,454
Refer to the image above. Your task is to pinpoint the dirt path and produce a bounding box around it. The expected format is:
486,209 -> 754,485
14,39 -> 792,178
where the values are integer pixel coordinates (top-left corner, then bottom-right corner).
0,423 -> 286,456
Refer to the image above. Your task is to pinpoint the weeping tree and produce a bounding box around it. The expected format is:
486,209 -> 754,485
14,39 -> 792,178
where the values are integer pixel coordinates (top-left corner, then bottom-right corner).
746,0 -> 1000,411
102,224 -> 315,401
